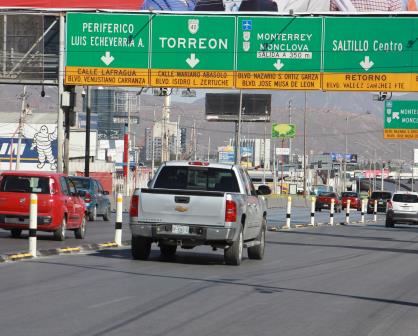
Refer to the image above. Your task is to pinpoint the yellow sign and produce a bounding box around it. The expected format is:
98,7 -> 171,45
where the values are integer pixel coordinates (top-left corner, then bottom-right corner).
384,129 -> 418,140
150,70 -> 234,88
323,73 -> 413,92
65,66 -> 149,86
236,72 -> 321,90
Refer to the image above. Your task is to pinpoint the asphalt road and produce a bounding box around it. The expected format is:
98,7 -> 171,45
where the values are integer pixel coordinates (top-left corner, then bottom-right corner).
2,221 -> 418,336
0,213 -> 131,256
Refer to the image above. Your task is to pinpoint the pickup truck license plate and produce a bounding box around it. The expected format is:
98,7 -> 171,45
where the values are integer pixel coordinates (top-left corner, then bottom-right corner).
172,225 -> 189,235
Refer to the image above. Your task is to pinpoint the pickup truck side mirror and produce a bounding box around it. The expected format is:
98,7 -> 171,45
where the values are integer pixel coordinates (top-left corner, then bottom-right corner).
147,180 -> 153,188
257,185 -> 271,196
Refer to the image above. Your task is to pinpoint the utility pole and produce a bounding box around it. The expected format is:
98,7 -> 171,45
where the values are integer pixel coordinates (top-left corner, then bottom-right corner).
207,135 -> 211,162
162,92 -> 171,162
16,85 -> 28,170
288,99 -> 292,164
193,120 -> 197,160
151,107 -> 155,178
235,90 -> 243,165
303,92 -> 307,196
176,115 -> 180,160
57,14 -> 65,173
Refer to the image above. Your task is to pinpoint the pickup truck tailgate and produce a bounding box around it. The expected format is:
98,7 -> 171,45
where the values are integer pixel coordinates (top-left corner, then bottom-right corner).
138,189 -> 226,226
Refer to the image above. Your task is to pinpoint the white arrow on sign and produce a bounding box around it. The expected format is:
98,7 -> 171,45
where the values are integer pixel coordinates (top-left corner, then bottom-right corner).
360,56 -> 374,71
393,112 -> 400,120
186,53 -> 200,68
101,51 -> 115,66
273,59 -> 284,71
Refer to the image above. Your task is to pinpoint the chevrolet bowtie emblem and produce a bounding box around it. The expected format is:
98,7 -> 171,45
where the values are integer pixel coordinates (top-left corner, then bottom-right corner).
175,206 -> 188,212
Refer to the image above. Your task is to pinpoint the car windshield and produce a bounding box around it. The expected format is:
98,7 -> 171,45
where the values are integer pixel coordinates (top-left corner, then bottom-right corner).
0,175 -> 50,194
342,192 -> 358,197
69,177 -> 90,190
371,192 -> 392,199
154,166 -> 239,192
393,194 -> 418,203
319,192 -> 336,197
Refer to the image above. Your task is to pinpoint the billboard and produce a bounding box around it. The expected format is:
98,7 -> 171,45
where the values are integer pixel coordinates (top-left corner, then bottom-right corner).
0,15 -> 59,84
0,123 -> 58,171
206,93 -> 271,122
3,0 -> 413,11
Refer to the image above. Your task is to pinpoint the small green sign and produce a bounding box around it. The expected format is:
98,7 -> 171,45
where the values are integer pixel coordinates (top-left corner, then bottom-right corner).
272,123 -> 296,138
385,101 -> 418,129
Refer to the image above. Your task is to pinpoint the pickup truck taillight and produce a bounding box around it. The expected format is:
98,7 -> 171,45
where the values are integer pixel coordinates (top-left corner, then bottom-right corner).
225,200 -> 237,222
130,195 -> 139,217
84,192 -> 91,203
387,200 -> 393,210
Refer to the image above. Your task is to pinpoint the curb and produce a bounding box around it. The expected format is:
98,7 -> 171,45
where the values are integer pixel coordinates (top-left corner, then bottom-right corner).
0,240 -> 131,264
268,219 -> 377,232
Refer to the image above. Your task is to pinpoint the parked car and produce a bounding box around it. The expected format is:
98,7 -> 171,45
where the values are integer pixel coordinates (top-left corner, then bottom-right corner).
341,191 -> 361,210
315,191 -> 342,212
69,176 -> 111,221
367,191 -> 392,214
386,191 -> 418,227
0,171 -> 86,241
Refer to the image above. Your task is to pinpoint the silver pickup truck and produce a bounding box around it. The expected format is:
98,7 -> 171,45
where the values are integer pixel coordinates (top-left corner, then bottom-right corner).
129,161 -> 271,265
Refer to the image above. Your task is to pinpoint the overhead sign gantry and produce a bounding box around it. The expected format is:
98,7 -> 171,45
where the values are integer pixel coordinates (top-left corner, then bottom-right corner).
64,13 -> 418,92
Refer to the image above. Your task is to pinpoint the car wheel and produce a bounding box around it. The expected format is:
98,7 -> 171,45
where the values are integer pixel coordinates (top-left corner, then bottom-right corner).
102,206 -> 111,221
131,235 -> 152,260
248,219 -> 266,260
10,229 -> 22,238
385,217 -> 395,228
88,206 -> 97,221
53,216 -> 67,241
160,244 -> 177,259
224,225 -> 243,266
74,216 -> 86,239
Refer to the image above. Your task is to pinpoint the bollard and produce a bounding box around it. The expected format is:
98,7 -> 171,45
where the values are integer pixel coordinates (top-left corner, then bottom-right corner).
360,199 -> 366,224
29,193 -> 37,257
114,193 -> 123,246
329,198 -> 335,226
345,199 -> 351,225
286,196 -> 292,229
310,196 -> 316,226
373,199 -> 377,222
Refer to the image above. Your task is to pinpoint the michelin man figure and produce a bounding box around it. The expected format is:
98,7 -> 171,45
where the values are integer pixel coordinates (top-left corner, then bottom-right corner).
31,125 -> 57,170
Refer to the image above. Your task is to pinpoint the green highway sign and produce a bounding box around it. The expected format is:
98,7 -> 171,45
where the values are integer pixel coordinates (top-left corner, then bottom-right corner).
384,100 -> 418,139
323,17 -> 417,91
236,17 -> 322,90
65,13 -> 150,86
150,15 -> 236,88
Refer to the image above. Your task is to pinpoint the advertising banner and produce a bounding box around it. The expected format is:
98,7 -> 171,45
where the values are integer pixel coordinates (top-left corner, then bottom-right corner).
0,123 -> 58,171
3,0 -> 414,12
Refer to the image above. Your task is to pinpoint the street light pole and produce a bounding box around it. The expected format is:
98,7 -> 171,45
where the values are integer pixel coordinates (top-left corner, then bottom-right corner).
303,92 -> 307,196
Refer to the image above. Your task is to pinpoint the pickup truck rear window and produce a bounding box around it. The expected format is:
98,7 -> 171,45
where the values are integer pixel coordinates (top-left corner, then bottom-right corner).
154,166 -> 239,192
0,175 -> 50,194
393,194 -> 418,203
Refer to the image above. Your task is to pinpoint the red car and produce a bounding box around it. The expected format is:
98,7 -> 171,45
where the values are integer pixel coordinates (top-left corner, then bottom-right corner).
0,171 -> 86,241
341,192 -> 362,210
315,192 -> 342,212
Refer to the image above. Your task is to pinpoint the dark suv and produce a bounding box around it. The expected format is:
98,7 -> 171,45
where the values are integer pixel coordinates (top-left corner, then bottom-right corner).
69,176 -> 111,221
367,191 -> 392,214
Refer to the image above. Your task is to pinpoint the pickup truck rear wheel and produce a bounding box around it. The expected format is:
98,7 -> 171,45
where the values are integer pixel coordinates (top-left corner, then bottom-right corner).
224,225 -> 243,266
248,219 -> 266,260
160,244 -> 177,259
131,235 -> 151,260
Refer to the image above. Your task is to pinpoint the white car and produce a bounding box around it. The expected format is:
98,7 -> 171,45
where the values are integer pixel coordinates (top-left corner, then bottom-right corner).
386,191 -> 418,227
